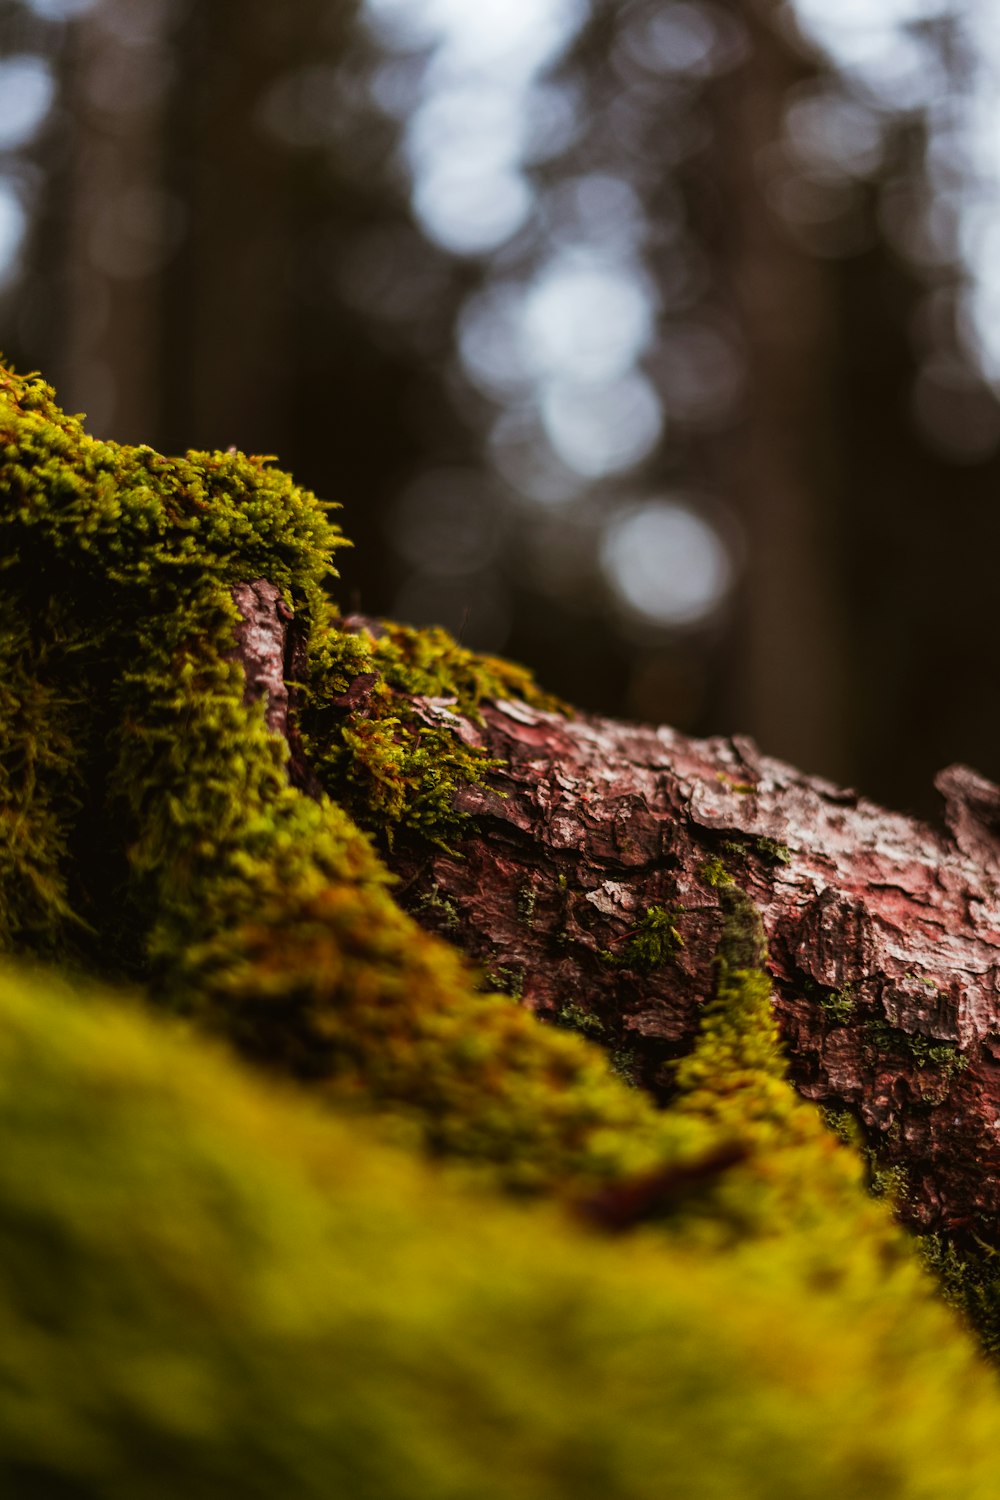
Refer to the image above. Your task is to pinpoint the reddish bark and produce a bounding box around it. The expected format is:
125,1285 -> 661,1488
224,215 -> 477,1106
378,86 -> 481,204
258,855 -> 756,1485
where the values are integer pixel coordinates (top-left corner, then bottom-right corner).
232,584 -> 1000,1248
231,580 -> 292,736
389,696 -> 1000,1248
231,580 -> 320,797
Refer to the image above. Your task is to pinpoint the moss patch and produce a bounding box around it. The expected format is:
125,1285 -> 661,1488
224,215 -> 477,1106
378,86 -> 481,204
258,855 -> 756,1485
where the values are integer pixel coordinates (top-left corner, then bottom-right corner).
301,616 -> 562,851
0,961 -> 998,1499
601,905 -> 685,972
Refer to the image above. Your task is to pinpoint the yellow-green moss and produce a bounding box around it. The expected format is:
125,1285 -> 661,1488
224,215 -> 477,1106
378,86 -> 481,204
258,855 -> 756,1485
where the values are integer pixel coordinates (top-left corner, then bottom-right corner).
659,887 -> 892,1264
0,363 -> 698,1194
315,614 -> 564,715
301,616 -> 561,849
819,983 -> 857,1024
699,856 -> 735,890
600,904 -> 685,971
0,364 -> 344,957
669,955 -> 880,1245
0,594 -> 93,950
719,834 -> 791,869
3,960 -> 1000,1500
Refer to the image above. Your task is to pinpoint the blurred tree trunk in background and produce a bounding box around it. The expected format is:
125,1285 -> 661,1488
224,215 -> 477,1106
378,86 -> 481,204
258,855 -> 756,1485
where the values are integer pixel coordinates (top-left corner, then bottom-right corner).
155,0 -> 474,615
702,0 -> 1000,816
159,0 -> 297,454
832,138 -> 1000,818
58,4 -> 167,442
707,0 -> 848,779
43,0 -> 471,620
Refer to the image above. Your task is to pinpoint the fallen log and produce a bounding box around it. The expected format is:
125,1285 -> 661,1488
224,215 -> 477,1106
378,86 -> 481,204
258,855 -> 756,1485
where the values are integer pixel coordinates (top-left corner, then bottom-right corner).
312,628 -> 1000,1251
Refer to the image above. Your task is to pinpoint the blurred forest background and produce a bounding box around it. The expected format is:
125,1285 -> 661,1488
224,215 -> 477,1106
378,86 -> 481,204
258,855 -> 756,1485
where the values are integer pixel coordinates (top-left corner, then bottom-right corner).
2,0 -> 999,817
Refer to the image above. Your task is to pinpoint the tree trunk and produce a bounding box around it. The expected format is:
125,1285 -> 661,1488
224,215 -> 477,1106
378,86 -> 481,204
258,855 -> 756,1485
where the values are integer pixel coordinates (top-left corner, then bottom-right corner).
705,0 -> 850,785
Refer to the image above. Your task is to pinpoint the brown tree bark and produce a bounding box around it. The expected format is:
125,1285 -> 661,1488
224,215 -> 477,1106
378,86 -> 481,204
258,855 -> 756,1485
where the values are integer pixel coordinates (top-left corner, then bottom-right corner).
388,690 -> 1000,1252
234,587 -> 1000,1255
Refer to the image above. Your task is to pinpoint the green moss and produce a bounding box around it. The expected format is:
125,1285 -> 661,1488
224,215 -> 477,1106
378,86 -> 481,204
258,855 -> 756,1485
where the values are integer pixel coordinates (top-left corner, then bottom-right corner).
327,615 -> 563,717
905,971 -> 940,992
416,884 -> 462,932
601,905 -> 684,972
921,1232 -> 1000,1360
820,1105 -> 863,1148
720,834 -> 791,868
713,880 -> 767,975
862,1018 -> 968,1086
819,984 -> 857,1024
301,616 -> 561,851
869,1162 -> 912,1206
716,773 -> 755,794
699,857 -> 734,890
862,1017 -> 895,1058
0,595 -> 92,951
484,964 -> 525,1000
0,376 -> 340,969
301,625 -> 498,851
660,885 -> 885,1249
609,1045 -> 641,1087
557,1002 -> 606,1037
517,880 -> 539,926
4,961 -> 1000,1499
755,836 -> 792,866
913,1038 -> 968,1077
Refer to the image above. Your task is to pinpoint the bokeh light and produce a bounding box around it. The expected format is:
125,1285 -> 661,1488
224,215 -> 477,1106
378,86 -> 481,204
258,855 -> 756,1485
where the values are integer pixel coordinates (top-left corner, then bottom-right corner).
541,373 -> 664,478
22,0 -> 99,18
601,500 -> 734,628
0,56 -> 55,152
366,0 -> 587,258
413,161 -> 534,256
0,186 -> 27,289
523,257 -> 656,384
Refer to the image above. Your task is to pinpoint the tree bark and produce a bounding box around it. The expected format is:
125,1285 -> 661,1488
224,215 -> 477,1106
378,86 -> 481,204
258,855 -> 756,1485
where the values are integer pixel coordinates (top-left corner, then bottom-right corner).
232,588 -> 1000,1253
390,692 -> 1000,1251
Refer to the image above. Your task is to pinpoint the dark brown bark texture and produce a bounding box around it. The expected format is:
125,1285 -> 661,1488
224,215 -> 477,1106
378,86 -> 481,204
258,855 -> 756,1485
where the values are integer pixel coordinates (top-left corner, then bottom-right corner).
390,698 -> 1000,1249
